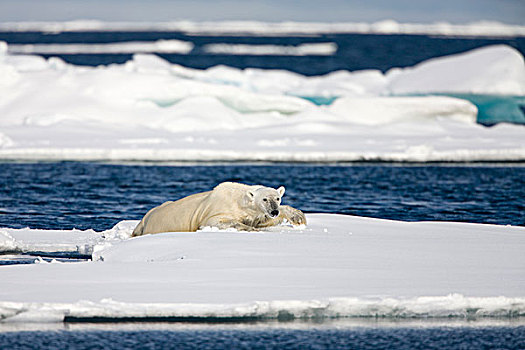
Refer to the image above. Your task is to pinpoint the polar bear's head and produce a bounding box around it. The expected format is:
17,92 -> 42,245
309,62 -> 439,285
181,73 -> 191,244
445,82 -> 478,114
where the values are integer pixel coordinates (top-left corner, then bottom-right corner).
248,185 -> 285,218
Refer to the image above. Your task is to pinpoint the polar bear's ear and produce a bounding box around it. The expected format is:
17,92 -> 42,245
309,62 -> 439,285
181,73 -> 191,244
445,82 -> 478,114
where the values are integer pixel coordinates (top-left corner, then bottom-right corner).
243,190 -> 256,206
277,186 -> 285,198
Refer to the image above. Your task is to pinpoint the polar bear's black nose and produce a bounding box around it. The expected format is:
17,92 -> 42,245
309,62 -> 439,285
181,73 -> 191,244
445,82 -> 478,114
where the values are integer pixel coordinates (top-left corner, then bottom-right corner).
270,210 -> 279,217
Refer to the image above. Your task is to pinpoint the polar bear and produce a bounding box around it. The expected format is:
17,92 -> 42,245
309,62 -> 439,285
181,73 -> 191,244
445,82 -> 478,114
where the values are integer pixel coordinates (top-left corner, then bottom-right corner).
132,182 -> 306,236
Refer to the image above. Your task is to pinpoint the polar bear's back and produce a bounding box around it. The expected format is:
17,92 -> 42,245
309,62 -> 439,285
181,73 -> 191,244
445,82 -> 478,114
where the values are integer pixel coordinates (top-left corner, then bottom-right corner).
137,190 -> 212,234
210,182 -> 259,200
132,182 -> 260,235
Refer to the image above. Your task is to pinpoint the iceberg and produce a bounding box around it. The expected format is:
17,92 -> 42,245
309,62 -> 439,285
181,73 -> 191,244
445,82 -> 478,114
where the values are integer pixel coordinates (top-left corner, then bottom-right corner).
0,214 -> 524,322
386,45 -> 525,95
0,43 -> 523,162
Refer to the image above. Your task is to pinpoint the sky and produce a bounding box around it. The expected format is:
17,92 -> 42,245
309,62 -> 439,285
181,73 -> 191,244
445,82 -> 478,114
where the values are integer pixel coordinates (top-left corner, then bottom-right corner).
0,0 -> 523,24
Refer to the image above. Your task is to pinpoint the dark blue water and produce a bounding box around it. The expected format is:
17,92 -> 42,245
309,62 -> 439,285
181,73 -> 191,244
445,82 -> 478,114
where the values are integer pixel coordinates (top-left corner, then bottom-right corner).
1,325 -> 524,349
0,162 -> 524,230
1,31 -> 524,75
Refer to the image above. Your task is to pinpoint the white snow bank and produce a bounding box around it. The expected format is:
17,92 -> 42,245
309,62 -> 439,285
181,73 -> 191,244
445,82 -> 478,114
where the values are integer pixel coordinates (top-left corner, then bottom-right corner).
202,42 -> 337,56
7,40 -> 194,54
0,214 -> 524,322
1,20 -> 524,37
387,45 -> 525,95
0,44 -> 524,162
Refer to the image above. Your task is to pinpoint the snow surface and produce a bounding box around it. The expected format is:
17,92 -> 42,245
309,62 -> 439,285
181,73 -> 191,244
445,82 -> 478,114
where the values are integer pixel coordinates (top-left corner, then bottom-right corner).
0,214 -> 524,322
1,20 -> 524,37
0,44 -> 524,162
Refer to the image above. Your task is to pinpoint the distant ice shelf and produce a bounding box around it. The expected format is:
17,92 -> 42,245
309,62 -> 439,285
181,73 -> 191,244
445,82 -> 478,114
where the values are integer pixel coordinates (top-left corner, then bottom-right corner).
1,19 -> 524,37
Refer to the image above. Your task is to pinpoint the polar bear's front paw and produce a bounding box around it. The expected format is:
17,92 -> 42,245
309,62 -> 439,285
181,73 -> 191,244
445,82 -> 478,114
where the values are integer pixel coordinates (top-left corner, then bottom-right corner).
289,211 -> 306,226
280,205 -> 307,226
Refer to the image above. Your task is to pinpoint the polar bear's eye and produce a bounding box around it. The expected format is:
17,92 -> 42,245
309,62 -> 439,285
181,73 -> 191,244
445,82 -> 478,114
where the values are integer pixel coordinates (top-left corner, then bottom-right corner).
263,198 -> 267,202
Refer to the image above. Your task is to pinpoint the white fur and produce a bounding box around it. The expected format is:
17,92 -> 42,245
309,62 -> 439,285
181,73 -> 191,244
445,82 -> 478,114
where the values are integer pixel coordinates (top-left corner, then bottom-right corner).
132,182 -> 305,235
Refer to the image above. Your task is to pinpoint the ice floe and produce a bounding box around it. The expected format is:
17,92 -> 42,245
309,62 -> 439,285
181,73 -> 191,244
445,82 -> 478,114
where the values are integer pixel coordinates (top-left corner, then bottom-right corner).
7,40 -> 194,55
202,42 -> 337,56
0,214 -> 524,322
0,43 -> 523,162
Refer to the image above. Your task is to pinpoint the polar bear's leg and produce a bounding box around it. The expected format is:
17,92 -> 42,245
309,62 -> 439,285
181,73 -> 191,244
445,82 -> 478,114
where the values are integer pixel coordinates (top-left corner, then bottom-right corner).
254,205 -> 307,228
201,216 -> 258,231
132,219 -> 145,237
277,205 -> 307,226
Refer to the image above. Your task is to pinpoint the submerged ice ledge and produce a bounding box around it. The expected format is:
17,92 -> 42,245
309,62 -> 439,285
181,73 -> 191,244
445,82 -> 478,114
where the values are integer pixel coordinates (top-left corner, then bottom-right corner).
2,295 -> 525,323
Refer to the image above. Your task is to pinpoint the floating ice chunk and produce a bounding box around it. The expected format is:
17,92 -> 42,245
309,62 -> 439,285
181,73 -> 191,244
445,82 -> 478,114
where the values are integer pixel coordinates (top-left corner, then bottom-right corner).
0,229 -> 17,253
7,40 -> 194,55
0,221 -> 138,257
328,96 -> 478,125
34,256 -> 46,264
387,45 -> 525,95
203,42 -> 337,56
0,227 -> 101,254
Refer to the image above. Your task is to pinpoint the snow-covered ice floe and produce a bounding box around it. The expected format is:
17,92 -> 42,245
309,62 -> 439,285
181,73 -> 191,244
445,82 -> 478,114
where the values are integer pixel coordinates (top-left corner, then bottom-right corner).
0,43 -> 524,162
7,40 -> 194,55
1,214 -> 524,322
202,42 -> 337,56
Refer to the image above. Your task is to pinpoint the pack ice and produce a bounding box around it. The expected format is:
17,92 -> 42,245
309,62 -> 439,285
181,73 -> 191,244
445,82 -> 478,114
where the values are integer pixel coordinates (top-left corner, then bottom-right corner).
0,43 -> 524,162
